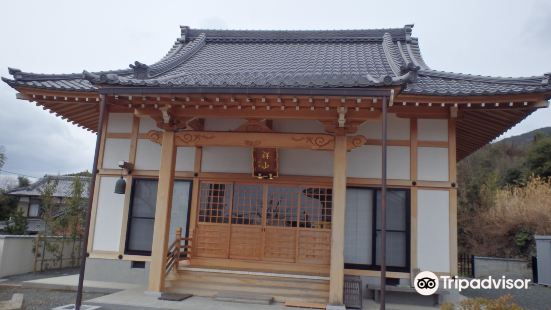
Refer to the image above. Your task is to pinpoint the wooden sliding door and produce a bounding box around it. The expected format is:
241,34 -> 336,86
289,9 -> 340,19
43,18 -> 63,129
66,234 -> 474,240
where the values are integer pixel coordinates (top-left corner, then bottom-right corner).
195,183 -> 232,258
194,181 -> 332,268
264,186 -> 299,262
229,184 -> 263,260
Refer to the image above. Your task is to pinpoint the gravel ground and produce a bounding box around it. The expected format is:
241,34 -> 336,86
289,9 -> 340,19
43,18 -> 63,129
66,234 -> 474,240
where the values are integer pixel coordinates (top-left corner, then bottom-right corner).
0,287 -> 105,310
0,268 -> 80,284
0,268 -> 106,309
461,284 -> 551,310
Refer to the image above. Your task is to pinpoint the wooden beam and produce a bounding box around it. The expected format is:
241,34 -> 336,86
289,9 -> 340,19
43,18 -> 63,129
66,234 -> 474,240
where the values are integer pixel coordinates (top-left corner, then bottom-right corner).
134,106 -> 381,122
328,134 -> 347,306
148,131 -> 176,293
146,130 -> 368,151
449,189 -> 458,276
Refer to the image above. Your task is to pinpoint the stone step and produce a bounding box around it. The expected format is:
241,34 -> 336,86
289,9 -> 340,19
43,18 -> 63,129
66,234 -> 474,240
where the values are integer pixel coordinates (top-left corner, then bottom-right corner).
214,291 -> 274,305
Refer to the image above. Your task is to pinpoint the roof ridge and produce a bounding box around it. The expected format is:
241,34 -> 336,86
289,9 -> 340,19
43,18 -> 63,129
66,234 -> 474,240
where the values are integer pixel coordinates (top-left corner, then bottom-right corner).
381,33 -> 402,77
182,26 -> 411,43
419,69 -> 548,85
8,67 -> 131,82
149,34 -> 206,78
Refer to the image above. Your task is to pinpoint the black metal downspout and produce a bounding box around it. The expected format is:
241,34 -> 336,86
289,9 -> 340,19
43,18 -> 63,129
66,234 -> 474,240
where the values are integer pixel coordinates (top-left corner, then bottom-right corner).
75,94 -> 106,310
379,89 -> 393,310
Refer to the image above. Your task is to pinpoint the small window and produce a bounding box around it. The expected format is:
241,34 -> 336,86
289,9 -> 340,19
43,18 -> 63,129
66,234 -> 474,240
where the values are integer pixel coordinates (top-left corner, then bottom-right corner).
28,199 -> 41,218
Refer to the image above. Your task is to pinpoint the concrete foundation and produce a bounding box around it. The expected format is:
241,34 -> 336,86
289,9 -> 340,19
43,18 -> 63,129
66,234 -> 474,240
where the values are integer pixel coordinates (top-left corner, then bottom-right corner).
84,258 -> 149,285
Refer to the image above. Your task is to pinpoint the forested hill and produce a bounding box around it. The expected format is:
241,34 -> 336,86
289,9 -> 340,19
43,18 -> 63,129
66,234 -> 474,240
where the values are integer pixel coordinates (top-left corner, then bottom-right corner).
458,126 -> 551,192
457,126 -> 551,256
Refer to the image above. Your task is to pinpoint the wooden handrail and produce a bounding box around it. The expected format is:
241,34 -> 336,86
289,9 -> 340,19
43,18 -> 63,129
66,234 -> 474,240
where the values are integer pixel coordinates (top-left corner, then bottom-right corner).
165,227 -> 193,275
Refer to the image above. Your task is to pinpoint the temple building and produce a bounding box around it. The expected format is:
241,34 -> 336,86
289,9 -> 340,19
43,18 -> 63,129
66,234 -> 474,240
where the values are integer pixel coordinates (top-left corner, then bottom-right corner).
3,25 -> 550,307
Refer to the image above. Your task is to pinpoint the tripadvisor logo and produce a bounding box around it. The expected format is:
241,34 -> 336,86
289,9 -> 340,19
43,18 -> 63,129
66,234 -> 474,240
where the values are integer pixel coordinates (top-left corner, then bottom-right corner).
413,270 -> 531,296
414,271 -> 439,295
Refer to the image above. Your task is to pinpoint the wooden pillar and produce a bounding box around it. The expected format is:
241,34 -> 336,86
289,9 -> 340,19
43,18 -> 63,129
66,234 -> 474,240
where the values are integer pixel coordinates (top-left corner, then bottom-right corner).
328,134 -> 347,306
148,131 -> 176,293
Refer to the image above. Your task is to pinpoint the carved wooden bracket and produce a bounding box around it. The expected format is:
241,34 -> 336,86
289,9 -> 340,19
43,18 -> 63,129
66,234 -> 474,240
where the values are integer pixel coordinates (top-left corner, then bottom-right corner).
320,120 -> 363,135
147,130 -> 368,151
135,107 -> 204,131
234,119 -> 272,132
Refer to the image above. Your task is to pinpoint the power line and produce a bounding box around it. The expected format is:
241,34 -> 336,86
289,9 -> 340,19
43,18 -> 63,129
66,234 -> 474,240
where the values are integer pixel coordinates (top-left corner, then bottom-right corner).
0,169 -> 39,179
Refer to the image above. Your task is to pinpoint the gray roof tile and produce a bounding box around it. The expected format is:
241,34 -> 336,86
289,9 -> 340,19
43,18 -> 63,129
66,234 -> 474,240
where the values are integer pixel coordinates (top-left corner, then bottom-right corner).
9,175 -> 90,198
3,25 -> 551,96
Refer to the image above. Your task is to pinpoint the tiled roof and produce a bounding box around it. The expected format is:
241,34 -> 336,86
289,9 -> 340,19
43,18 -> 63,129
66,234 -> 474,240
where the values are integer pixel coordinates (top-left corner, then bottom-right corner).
8,175 -> 90,198
3,25 -> 551,96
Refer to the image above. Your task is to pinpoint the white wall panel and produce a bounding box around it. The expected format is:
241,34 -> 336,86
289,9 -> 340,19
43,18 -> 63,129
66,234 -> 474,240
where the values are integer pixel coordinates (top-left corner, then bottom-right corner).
107,113 -> 133,133
417,189 -> 450,273
417,147 -> 449,181
279,149 -> 333,176
272,119 -> 325,133
135,139 -> 161,170
201,147 -> 251,173
357,114 -> 410,140
347,145 -> 380,178
175,147 -> 195,172
204,118 -> 245,131
92,176 -> 125,252
347,145 -> 410,179
418,119 -> 448,141
102,138 -> 131,169
138,117 -> 159,133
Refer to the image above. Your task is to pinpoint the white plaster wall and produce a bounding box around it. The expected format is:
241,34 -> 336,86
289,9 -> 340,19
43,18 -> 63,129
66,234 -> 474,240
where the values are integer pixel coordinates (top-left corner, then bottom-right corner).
357,114 -> 410,140
176,147 -> 196,172
102,138 -> 131,169
138,117 -> 159,133
204,118 -> 245,131
272,119 -> 325,133
417,147 -> 449,181
201,147 -> 251,173
107,113 -> 133,133
135,139 -> 161,170
347,145 -> 410,179
279,149 -> 333,177
418,119 -> 448,141
0,236 -> 35,277
417,189 -> 450,273
92,176 -> 125,252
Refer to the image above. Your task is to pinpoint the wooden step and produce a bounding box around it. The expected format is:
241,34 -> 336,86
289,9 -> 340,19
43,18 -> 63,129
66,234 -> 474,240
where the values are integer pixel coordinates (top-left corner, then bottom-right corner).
165,269 -> 329,304
170,270 -> 330,290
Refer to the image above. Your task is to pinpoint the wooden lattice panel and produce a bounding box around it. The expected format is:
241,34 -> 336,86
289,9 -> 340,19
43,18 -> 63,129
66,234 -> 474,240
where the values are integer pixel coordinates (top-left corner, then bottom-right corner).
300,187 -> 332,229
267,186 -> 299,227
198,183 -> 232,224
297,230 -> 331,265
263,228 -> 296,263
229,225 -> 263,260
195,224 -> 230,258
231,184 -> 263,225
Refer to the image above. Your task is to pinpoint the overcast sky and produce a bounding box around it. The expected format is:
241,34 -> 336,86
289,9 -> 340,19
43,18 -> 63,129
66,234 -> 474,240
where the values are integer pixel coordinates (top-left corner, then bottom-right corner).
0,0 -> 550,180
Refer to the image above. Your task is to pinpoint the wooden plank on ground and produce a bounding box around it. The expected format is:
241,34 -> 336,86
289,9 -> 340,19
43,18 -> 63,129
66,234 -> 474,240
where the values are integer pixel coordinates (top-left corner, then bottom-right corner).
285,300 -> 326,309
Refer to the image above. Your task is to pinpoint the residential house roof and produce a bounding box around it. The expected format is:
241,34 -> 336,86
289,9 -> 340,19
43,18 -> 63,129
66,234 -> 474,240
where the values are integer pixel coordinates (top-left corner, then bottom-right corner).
9,175 -> 90,198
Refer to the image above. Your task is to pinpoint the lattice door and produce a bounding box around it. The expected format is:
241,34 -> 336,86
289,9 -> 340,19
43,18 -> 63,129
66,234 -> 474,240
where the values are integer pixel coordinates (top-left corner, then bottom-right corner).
195,182 -> 232,258
264,186 -> 299,262
228,183 -> 263,260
